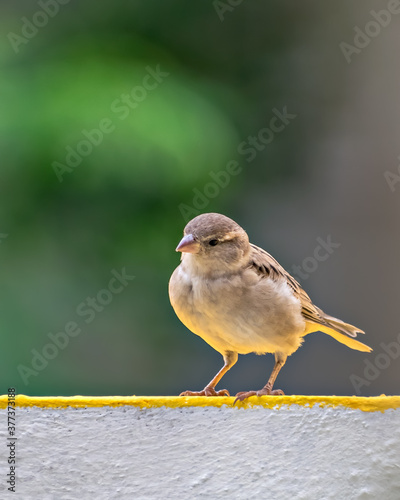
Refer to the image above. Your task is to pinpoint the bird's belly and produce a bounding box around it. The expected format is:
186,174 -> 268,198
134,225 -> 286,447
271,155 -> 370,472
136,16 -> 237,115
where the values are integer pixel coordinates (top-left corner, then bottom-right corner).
169,267 -> 306,356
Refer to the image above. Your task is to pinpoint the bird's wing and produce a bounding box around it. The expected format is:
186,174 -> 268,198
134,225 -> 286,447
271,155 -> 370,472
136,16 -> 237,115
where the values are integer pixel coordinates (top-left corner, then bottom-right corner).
248,244 -> 369,351
248,243 -> 335,330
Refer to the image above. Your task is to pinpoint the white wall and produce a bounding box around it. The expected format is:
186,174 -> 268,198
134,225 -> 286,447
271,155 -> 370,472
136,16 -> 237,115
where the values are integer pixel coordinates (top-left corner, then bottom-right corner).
1,397 -> 399,499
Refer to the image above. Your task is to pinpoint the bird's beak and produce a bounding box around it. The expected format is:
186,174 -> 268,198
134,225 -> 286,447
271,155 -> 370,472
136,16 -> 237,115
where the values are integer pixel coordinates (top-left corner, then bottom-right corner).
176,234 -> 200,254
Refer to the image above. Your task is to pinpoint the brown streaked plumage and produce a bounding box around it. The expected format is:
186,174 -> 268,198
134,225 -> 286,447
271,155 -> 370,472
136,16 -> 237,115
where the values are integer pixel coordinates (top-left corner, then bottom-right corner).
168,213 -> 371,402
249,243 -> 368,346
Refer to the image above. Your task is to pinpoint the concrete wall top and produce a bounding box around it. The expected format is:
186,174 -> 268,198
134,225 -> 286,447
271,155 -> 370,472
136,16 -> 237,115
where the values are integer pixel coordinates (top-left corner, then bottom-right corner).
1,395 -> 399,500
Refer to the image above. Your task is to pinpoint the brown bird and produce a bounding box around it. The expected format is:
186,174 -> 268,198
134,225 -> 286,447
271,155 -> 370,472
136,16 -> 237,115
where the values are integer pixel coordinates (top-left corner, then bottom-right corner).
168,213 -> 371,402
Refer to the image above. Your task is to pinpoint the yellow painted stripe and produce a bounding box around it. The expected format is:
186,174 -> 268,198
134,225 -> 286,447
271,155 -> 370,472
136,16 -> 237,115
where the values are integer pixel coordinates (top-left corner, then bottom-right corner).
0,395 -> 399,412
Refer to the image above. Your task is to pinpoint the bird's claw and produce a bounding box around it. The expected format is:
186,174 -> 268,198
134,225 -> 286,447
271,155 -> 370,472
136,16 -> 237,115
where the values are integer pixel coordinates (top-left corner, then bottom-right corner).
180,387 -> 230,397
234,390 -> 257,404
234,388 -> 285,404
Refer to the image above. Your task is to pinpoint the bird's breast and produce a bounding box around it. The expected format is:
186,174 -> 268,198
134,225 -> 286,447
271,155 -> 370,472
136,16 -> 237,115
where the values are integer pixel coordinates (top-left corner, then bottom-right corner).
169,264 -> 305,355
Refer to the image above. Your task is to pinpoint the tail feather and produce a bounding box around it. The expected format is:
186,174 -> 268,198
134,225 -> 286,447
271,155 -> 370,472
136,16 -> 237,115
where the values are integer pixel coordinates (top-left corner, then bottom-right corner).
317,325 -> 372,352
305,310 -> 372,352
319,311 -> 365,338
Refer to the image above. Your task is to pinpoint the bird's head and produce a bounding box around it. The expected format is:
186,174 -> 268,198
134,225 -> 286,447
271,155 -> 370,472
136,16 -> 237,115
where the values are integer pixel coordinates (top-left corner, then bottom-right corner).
176,213 -> 250,275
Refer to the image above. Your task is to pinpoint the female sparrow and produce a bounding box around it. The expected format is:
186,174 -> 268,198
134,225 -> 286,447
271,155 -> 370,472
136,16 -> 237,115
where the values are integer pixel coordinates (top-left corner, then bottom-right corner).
169,213 -> 371,402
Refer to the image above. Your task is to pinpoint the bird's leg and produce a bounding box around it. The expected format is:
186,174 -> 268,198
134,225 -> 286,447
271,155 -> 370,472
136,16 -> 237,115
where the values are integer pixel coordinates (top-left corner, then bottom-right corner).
234,352 -> 287,403
180,351 -> 238,397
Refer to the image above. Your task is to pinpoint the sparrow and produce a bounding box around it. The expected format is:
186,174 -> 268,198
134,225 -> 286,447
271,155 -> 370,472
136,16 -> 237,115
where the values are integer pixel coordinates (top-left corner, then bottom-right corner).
168,213 -> 371,402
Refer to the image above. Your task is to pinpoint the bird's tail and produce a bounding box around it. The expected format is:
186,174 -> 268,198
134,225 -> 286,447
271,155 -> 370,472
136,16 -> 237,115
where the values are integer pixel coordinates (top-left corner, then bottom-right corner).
305,311 -> 372,352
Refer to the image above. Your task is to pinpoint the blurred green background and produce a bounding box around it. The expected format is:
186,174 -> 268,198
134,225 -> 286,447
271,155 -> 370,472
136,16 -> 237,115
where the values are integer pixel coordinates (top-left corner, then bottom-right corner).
1,1 -> 399,397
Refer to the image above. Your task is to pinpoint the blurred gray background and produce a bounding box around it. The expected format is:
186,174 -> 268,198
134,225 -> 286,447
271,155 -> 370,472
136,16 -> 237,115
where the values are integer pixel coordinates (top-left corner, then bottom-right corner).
1,1 -> 399,396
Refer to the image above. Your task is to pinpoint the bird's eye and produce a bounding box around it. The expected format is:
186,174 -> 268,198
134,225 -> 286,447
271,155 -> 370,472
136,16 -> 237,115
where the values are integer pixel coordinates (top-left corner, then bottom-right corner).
208,239 -> 219,246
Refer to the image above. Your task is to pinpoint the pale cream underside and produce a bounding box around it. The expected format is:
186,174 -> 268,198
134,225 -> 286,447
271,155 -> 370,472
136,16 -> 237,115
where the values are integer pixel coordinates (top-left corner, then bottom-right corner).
169,262 -> 306,357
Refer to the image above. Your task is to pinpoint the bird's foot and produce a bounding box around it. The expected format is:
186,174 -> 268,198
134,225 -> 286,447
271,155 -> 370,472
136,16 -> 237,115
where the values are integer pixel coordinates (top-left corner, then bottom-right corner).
234,388 -> 284,404
180,386 -> 230,397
